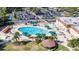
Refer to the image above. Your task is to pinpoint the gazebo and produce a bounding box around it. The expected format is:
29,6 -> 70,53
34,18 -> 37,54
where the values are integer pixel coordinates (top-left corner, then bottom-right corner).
42,39 -> 56,49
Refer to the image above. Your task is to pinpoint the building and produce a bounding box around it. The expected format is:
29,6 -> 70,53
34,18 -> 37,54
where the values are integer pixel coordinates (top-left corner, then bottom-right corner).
55,17 -> 79,38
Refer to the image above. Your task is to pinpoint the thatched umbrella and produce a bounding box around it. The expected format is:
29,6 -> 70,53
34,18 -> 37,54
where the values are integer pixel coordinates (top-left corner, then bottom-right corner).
42,39 -> 56,49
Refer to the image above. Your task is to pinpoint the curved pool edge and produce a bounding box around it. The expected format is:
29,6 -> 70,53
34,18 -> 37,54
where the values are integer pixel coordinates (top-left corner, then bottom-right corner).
18,26 -> 51,36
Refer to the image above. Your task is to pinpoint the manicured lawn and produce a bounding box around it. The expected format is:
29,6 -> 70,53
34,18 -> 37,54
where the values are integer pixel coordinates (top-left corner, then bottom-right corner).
55,44 -> 69,51
3,42 -> 69,51
3,42 -> 47,51
24,41 -> 47,51
4,43 -> 25,51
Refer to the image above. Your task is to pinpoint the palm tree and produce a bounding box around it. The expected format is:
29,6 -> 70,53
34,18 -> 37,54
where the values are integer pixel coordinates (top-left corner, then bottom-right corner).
35,38 -> 41,44
35,34 -> 46,44
41,34 -> 46,40
13,32 -> 20,42
35,34 -> 42,44
36,34 -> 46,40
12,32 -> 21,45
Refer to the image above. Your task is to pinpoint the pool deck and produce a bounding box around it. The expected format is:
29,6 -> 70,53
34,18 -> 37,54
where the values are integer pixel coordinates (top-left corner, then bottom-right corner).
0,23 -> 51,41
0,19 -> 75,51
15,24 -> 51,36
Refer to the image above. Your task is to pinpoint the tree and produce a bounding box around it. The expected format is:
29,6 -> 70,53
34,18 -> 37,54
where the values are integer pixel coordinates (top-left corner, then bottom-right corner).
59,7 -> 78,12
35,34 -> 42,44
36,34 -> 46,39
58,7 -> 79,17
29,7 -> 39,13
0,7 -> 6,16
68,38 -> 79,48
35,38 -> 41,44
0,8 -> 7,26
6,7 -> 23,13
49,36 -> 55,40
12,32 -> 21,45
13,32 -> 20,41
35,34 -> 46,44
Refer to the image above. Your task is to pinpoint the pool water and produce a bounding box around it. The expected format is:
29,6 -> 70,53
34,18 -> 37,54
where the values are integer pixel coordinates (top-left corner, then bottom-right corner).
18,27 -> 51,36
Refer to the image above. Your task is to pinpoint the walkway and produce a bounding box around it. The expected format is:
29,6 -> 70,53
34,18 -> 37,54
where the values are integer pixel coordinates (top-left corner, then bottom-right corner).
60,42 -> 73,51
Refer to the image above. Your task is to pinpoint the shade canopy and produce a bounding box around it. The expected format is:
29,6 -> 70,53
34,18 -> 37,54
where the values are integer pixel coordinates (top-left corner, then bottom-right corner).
42,39 -> 56,48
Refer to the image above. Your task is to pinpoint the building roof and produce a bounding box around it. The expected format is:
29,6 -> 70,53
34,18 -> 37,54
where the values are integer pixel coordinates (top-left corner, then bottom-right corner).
71,26 -> 79,33
2,26 -> 10,33
42,39 -> 56,48
59,17 -> 79,25
58,17 -> 79,33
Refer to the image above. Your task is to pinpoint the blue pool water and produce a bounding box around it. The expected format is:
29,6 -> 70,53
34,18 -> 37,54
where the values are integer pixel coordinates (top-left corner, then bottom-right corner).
18,27 -> 50,36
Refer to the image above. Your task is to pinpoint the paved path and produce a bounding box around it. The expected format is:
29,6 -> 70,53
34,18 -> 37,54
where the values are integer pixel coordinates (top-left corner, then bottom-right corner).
60,42 -> 73,51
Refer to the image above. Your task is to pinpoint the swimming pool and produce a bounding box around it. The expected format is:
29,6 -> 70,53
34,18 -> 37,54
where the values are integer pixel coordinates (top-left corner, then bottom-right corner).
18,27 -> 51,36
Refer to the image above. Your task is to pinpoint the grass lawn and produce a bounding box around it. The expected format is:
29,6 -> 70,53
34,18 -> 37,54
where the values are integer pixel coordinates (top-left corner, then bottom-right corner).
4,43 -> 25,51
3,41 -> 69,51
24,41 -> 47,51
55,44 -> 69,51
3,41 -> 47,51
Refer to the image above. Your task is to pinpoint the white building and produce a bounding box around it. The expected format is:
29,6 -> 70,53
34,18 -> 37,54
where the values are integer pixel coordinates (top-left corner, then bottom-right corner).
55,17 -> 79,38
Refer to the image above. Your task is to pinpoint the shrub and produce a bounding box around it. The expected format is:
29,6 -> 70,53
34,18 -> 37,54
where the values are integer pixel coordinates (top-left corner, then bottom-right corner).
67,38 -> 79,48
